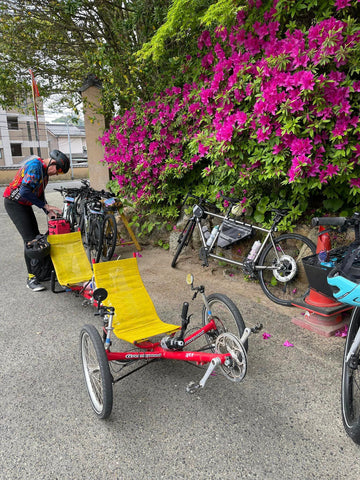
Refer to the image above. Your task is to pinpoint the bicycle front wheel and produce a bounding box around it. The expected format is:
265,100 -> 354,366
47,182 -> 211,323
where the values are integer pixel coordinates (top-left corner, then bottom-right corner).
171,219 -> 196,268
342,307 -> 360,444
80,324 -> 113,419
202,293 -> 247,352
101,214 -> 117,261
258,233 -> 316,306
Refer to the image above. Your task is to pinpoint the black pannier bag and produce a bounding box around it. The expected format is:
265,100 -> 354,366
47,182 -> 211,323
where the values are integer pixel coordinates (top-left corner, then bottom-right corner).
217,219 -> 253,248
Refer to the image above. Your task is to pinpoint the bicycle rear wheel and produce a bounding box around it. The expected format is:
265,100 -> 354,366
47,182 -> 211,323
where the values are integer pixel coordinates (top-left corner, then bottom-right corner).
80,324 -> 113,419
88,216 -> 104,263
202,293 -> 248,352
171,219 -> 196,268
101,214 -> 117,261
342,307 -> 360,444
64,204 -> 77,231
258,233 -> 316,306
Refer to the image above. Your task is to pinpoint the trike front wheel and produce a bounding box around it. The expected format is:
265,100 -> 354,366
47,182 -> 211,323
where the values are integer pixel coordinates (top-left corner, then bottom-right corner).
80,324 -> 113,419
202,293 -> 247,352
258,233 -> 316,306
342,307 -> 360,444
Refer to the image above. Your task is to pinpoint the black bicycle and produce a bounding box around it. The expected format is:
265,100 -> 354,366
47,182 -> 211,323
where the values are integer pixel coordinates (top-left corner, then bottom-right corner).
172,193 -> 316,307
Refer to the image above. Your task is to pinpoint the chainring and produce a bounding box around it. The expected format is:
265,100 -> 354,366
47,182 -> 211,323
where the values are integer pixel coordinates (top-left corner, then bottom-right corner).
272,254 -> 297,282
215,332 -> 247,382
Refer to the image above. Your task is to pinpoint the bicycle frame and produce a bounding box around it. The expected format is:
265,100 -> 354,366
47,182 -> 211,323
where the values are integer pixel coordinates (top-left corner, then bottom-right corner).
345,309 -> 360,365
194,208 -> 282,271
101,302 -> 253,391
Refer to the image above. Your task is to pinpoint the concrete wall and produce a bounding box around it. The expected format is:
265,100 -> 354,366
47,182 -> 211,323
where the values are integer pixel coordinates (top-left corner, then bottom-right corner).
81,85 -> 110,190
0,164 -> 88,185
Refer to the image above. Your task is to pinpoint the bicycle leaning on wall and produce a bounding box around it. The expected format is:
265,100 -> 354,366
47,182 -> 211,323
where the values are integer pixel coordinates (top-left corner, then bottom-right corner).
171,193 -> 316,307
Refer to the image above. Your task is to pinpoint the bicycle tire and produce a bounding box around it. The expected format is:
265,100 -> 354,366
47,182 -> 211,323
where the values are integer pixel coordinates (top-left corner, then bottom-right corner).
77,199 -> 87,235
258,233 -> 316,306
65,205 -> 77,231
171,219 -> 196,268
88,216 -> 104,263
201,293 -> 248,352
341,307 -> 360,444
101,214 -> 117,261
80,324 -> 113,419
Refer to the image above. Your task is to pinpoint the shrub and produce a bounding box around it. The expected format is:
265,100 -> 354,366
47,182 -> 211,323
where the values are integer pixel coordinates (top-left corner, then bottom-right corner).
101,0 -> 360,229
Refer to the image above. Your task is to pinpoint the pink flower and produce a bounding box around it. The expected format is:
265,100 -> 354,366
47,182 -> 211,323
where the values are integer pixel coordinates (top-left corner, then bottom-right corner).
262,332 -> 271,340
283,340 -> 294,347
350,179 -> 360,188
198,143 -> 209,156
198,30 -> 212,50
334,0 -> 351,10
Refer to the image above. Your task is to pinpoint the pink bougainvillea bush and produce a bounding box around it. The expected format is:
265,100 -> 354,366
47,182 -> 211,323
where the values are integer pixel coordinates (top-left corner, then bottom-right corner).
100,0 -> 360,227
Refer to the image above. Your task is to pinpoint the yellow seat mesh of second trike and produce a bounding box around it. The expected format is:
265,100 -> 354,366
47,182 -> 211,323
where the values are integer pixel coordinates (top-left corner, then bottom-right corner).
48,231 -> 93,286
93,258 -> 180,344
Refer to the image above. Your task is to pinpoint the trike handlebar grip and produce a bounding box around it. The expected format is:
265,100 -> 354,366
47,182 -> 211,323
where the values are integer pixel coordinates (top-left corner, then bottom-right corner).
181,302 -> 189,320
311,217 -> 346,227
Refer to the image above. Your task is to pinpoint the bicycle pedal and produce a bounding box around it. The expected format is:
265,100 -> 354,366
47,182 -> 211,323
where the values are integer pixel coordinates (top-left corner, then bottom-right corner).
251,323 -> 263,334
186,381 -> 200,394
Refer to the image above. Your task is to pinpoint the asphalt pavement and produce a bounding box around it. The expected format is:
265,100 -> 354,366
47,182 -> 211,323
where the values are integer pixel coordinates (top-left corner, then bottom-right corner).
1,179 -> 360,479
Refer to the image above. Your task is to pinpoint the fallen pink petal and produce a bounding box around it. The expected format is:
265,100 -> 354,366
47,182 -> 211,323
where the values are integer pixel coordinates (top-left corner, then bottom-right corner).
262,332 -> 271,340
283,340 -> 294,347
335,325 -> 348,337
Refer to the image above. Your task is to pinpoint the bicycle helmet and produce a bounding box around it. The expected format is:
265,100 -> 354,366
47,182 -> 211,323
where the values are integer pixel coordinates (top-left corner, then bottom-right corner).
25,234 -> 50,259
50,149 -> 70,174
327,244 -> 360,306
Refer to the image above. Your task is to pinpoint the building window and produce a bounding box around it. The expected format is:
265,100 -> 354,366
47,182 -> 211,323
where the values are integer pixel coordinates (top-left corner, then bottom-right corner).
11,143 -> 22,157
30,147 -> 34,155
33,121 -> 38,140
27,121 -> 32,141
7,116 -> 19,130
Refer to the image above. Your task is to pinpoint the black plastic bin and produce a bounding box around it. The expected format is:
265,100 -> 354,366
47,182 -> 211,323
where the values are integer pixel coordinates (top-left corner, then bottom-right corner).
302,247 -> 348,298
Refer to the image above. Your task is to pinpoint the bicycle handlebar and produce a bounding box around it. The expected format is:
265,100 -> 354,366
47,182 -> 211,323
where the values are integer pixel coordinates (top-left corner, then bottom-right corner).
311,213 -> 360,229
182,193 -> 218,211
311,217 -> 346,227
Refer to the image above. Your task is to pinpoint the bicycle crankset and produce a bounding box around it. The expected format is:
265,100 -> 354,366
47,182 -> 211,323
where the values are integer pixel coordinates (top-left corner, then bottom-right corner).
215,332 -> 247,382
272,254 -> 297,282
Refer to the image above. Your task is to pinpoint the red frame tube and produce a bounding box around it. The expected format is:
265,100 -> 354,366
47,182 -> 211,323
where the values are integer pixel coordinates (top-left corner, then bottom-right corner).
106,319 -> 231,365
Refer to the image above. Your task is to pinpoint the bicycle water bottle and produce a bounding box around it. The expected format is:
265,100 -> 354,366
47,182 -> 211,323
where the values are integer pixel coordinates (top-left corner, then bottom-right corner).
206,225 -> 219,247
202,225 -> 210,241
247,240 -> 261,260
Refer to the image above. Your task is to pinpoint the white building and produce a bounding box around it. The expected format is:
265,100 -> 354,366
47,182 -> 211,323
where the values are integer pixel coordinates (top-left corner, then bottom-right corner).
46,123 -> 87,162
0,104 -> 48,166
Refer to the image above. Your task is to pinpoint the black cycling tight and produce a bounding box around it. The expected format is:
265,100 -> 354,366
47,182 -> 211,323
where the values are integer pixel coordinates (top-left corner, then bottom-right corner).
4,198 -> 40,274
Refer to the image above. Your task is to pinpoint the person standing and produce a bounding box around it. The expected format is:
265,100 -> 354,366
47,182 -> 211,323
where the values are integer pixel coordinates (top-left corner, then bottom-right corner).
3,150 -> 70,291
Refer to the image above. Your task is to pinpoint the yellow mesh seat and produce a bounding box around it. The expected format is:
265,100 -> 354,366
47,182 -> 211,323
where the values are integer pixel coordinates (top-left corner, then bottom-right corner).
48,231 -> 93,286
93,258 -> 180,344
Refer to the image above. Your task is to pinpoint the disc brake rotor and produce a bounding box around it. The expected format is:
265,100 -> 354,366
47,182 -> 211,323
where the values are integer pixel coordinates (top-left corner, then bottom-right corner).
272,254 -> 297,282
215,332 -> 247,382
